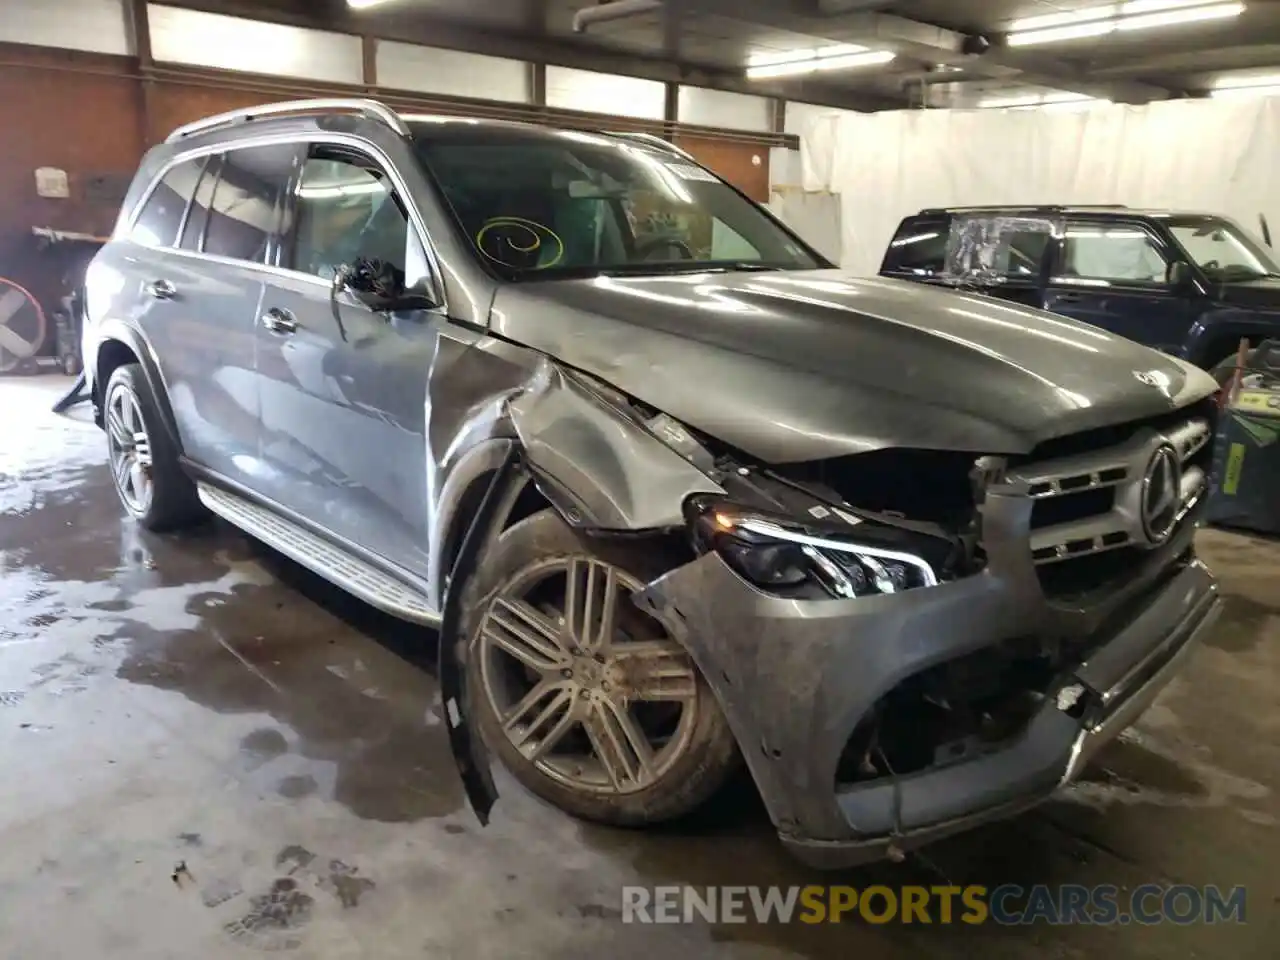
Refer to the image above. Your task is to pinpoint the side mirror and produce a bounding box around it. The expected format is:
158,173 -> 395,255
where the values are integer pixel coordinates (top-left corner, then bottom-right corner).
1167,260 -> 1195,293
337,258 -> 431,312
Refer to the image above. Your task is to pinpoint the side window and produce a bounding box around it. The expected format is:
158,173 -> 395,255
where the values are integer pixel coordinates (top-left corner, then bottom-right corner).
882,218 -> 947,275
289,152 -> 410,282
129,158 -> 205,248
1059,221 -> 1169,286
1000,230 -> 1049,278
204,144 -> 297,263
178,156 -> 219,252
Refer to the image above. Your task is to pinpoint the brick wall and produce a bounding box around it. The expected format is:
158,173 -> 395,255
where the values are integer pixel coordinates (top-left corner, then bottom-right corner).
0,43 -> 144,356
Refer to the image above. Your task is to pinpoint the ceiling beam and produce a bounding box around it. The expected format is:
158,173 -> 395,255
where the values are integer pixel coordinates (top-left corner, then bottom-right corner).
684,0 -> 1173,101
160,0 -> 901,110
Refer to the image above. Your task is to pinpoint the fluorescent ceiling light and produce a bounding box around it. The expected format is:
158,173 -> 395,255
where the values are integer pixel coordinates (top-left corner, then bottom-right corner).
746,48 -> 894,80
1011,0 -> 1206,31
1117,2 -> 1243,29
747,43 -> 868,67
1211,83 -> 1280,97
979,91 -> 1106,109
1213,72 -> 1280,89
1008,21 -> 1115,45
1007,1 -> 1244,46
347,0 -> 398,8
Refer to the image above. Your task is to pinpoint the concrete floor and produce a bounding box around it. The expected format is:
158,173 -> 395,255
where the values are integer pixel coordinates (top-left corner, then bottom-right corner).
0,374 -> 1276,959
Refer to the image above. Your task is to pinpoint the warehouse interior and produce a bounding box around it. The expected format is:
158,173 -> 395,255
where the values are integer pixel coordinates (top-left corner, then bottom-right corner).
1,1 -> 1279,957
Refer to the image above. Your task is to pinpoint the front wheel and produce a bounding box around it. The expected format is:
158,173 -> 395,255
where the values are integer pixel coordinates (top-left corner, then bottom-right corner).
460,509 -> 739,826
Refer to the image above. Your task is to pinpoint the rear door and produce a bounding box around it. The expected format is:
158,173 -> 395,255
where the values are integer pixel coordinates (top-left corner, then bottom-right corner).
122,153 -> 263,486
1044,217 -> 1197,352
254,141 -> 443,581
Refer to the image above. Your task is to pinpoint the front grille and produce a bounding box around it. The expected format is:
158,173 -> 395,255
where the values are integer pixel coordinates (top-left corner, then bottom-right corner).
1008,401 -> 1215,597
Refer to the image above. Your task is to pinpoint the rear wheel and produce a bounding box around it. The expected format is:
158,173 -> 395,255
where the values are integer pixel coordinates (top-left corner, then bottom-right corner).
104,363 -> 204,532
460,509 -> 739,826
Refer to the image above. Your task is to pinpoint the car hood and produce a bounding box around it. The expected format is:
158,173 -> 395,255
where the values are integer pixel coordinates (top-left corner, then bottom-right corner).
490,270 -> 1217,464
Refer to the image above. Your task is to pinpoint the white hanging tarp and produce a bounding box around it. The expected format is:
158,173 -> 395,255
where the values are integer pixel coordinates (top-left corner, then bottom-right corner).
795,97 -> 1280,275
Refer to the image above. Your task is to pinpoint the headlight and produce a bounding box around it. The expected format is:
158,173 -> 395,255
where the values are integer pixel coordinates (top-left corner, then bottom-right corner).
688,497 -> 941,599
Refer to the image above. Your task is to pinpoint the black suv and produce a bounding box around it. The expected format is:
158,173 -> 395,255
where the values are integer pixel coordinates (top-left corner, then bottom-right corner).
83,100 -> 1222,867
881,205 -> 1280,377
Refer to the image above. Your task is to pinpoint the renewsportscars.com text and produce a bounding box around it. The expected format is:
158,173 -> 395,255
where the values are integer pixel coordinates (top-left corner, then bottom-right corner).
621,884 -> 1248,926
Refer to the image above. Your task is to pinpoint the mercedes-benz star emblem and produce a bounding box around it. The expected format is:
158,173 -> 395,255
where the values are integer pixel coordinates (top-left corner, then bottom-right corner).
1141,445 -> 1180,544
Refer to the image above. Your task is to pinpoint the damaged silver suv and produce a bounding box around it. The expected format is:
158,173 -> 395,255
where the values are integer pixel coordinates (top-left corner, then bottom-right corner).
84,99 -> 1223,867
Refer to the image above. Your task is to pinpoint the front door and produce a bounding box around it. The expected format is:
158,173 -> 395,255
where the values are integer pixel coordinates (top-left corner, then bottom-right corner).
1044,218 -> 1197,353
255,142 -> 441,581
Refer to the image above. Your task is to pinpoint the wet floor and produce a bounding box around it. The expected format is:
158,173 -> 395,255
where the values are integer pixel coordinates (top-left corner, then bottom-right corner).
1,375 -> 1276,959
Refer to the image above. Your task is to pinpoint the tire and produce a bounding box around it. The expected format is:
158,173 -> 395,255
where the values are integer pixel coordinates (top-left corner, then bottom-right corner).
103,363 -> 205,532
460,509 -> 739,827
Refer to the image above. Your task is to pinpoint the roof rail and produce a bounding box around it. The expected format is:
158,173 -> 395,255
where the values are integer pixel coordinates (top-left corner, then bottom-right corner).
166,98 -> 410,144
604,131 -> 697,162
920,204 -> 1129,214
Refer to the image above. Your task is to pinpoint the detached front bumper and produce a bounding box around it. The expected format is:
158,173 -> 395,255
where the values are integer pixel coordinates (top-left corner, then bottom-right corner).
636,505 -> 1221,869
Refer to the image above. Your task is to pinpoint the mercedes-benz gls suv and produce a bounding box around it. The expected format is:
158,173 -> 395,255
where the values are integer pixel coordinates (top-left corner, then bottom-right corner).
83,99 -> 1222,866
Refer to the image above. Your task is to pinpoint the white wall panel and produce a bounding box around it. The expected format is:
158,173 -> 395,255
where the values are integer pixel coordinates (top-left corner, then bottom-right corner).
545,66 -> 665,120
148,5 -> 362,84
804,97 -> 1280,273
377,41 -> 528,103
677,86 -> 770,132
0,0 -> 130,55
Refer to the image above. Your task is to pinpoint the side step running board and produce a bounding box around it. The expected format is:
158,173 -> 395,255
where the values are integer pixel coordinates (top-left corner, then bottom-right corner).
197,482 -> 441,627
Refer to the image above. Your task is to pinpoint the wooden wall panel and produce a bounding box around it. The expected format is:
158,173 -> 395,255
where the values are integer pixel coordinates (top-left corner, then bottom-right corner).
0,43 -> 144,357
673,135 -> 771,203
0,36 -> 787,359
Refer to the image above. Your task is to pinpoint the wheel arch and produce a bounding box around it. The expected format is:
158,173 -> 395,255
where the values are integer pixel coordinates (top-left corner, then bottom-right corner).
93,321 -> 182,452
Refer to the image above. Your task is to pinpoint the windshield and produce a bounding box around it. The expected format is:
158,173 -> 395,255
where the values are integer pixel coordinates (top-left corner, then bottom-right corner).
412,124 -> 821,280
1167,216 -> 1280,282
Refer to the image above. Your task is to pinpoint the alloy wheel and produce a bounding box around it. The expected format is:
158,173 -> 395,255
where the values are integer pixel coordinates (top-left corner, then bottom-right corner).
105,382 -> 154,515
477,555 -> 701,795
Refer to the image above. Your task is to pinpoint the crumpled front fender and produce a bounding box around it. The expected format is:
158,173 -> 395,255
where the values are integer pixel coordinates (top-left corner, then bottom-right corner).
507,360 -> 725,530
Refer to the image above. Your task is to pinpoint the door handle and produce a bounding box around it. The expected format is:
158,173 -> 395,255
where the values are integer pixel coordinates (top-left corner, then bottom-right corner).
145,279 -> 177,300
1054,293 -> 1086,304
261,308 -> 298,335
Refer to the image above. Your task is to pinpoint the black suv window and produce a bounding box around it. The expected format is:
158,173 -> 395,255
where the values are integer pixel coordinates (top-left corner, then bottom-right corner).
1059,220 -> 1169,286
288,151 -> 411,282
130,158 -> 207,248
882,217 -> 947,275
203,144 -> 297,263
